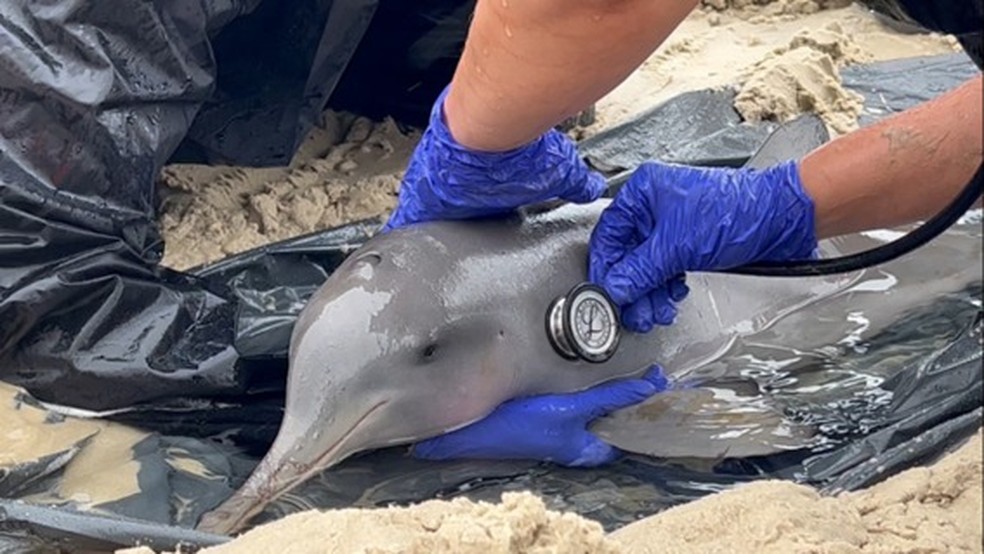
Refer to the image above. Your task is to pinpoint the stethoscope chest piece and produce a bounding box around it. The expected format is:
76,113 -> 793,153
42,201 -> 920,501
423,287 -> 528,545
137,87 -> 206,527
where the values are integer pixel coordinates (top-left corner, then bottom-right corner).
546,282 -> 621,363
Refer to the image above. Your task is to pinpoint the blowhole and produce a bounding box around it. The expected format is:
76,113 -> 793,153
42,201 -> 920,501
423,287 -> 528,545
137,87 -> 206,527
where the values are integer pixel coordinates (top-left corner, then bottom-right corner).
356,252 -> 382,266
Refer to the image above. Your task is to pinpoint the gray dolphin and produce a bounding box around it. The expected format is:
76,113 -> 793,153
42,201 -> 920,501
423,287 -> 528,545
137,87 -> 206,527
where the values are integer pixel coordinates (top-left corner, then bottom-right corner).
195,118 -> 983,534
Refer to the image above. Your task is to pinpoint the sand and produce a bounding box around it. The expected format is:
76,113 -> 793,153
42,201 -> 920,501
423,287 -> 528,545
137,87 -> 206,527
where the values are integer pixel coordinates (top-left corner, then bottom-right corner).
732,24 -> 868,134
5,1 -> 981,553
610,429 -> 983,553
158,113 -> 420,270
190,493 -> 619,554
0,381 -> 147,509
114,429 -> 982,554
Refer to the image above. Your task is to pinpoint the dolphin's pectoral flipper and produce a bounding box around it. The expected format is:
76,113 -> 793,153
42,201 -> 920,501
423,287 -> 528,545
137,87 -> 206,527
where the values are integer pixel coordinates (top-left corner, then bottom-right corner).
583,113 -> 832,461
588,378 -> 818,460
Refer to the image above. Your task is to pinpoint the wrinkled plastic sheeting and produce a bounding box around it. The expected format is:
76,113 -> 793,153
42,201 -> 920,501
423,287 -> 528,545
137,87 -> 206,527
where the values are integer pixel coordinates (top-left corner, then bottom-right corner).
577,50 -> 982,180
795,311 -> 984,494
841,52 -> 982,126
174,0 -> 476,165
0,0 -> 473,413
577,89 -> 780,177
0,390 -> 252,552
0,391 -> 257,523
0,500 -> 230,554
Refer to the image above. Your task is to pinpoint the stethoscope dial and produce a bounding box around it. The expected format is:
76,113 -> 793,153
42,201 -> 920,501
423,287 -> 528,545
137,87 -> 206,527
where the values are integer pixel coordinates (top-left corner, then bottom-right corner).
546,283 -> 621,363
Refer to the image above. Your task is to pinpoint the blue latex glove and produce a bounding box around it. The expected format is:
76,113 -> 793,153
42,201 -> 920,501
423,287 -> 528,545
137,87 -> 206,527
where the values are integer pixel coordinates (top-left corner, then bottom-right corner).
589,160 -> 818,333
411,366 -> 669,467
381,85 -> 606,232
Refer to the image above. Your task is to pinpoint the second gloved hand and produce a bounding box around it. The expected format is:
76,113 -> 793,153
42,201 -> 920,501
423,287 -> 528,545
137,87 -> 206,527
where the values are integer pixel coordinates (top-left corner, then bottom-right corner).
410,365 -> 668,467
589,160 -> 819,332
381,85 -> 606,232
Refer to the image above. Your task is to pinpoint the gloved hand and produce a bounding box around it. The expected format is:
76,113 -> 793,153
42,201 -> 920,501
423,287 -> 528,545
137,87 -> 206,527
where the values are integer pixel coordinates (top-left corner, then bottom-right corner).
381,85 -> 606,232
589,160 -> 818,333
411,365 -> 669,467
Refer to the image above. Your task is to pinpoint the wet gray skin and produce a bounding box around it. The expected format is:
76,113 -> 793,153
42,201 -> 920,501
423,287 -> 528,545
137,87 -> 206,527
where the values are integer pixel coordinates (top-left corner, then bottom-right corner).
195,116 -> 983,534
194,194 -> 982,534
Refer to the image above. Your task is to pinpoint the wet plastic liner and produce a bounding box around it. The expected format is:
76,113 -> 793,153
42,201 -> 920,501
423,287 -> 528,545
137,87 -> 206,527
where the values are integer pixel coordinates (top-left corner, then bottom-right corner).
1,10 -> 982,551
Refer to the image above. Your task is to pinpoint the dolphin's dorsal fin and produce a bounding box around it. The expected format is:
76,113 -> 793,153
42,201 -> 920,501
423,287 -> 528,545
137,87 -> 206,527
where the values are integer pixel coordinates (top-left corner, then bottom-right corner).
744,113 -> 829,170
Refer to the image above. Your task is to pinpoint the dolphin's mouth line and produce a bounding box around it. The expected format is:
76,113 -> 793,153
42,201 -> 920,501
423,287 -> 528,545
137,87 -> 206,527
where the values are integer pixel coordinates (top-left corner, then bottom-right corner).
268,398 -> 391,501
306,398 -> 390,477
215,399 -> 392,534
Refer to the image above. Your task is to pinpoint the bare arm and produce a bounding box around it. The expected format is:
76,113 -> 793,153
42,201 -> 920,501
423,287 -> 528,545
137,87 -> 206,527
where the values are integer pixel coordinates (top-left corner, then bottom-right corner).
443,0 -> 699,152
440,0 -> 982,238
801,74 -> 984,239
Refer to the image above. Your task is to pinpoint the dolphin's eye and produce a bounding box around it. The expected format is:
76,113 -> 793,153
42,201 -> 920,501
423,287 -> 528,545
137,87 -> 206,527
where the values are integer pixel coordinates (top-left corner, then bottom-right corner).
421,343 -> 438,360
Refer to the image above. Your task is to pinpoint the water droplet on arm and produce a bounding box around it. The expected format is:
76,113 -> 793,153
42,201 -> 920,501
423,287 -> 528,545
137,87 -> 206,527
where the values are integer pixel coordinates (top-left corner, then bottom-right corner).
504,25 -> 513,38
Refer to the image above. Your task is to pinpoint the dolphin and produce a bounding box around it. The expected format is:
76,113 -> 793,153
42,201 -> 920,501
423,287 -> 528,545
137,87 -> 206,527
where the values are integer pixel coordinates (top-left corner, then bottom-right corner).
195,116 -> 983,534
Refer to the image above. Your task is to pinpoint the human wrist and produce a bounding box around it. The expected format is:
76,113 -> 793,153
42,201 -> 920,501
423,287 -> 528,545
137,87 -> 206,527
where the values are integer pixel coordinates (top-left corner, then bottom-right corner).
749,160 -> 818,263
427,83 -> 603,203
383,84 -> 604,231
429,84 -> 547,159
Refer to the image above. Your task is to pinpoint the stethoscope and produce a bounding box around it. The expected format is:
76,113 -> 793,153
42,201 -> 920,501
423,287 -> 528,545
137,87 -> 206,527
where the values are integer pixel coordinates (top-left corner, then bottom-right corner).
546,162 -> 983,363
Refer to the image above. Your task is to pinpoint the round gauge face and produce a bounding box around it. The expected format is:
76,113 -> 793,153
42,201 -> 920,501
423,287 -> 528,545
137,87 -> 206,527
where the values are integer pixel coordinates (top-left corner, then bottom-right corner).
567,287 -> 619,361
573,297 -> 611,348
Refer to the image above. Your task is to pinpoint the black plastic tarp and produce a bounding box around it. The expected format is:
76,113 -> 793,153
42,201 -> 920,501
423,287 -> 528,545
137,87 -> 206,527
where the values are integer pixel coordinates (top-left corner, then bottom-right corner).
0,0 -> 478,413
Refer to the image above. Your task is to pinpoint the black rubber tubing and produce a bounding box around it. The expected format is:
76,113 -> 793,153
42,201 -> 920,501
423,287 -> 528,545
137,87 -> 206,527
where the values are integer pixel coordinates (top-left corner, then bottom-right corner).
729,162 -> 983,276
603,161 -> 983,277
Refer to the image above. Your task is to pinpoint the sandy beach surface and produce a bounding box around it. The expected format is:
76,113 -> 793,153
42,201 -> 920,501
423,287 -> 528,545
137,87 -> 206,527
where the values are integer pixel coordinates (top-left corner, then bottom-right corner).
115,429 -> 982,554
2,0 -> 981,553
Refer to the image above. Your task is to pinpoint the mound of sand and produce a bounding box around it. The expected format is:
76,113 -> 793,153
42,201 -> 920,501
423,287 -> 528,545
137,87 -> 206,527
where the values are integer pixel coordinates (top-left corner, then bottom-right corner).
197,493 -> 619,554
116,429 -> 981,553
701,0 -> 852,14
158,113 -> 419,271
733,32 -> 867,135
610,429 -> 983,553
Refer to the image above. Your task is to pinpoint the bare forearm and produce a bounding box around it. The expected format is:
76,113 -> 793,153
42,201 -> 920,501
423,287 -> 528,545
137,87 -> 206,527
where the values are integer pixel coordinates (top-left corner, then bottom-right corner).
443,0 -> 698,152
801,74 -> 983,239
